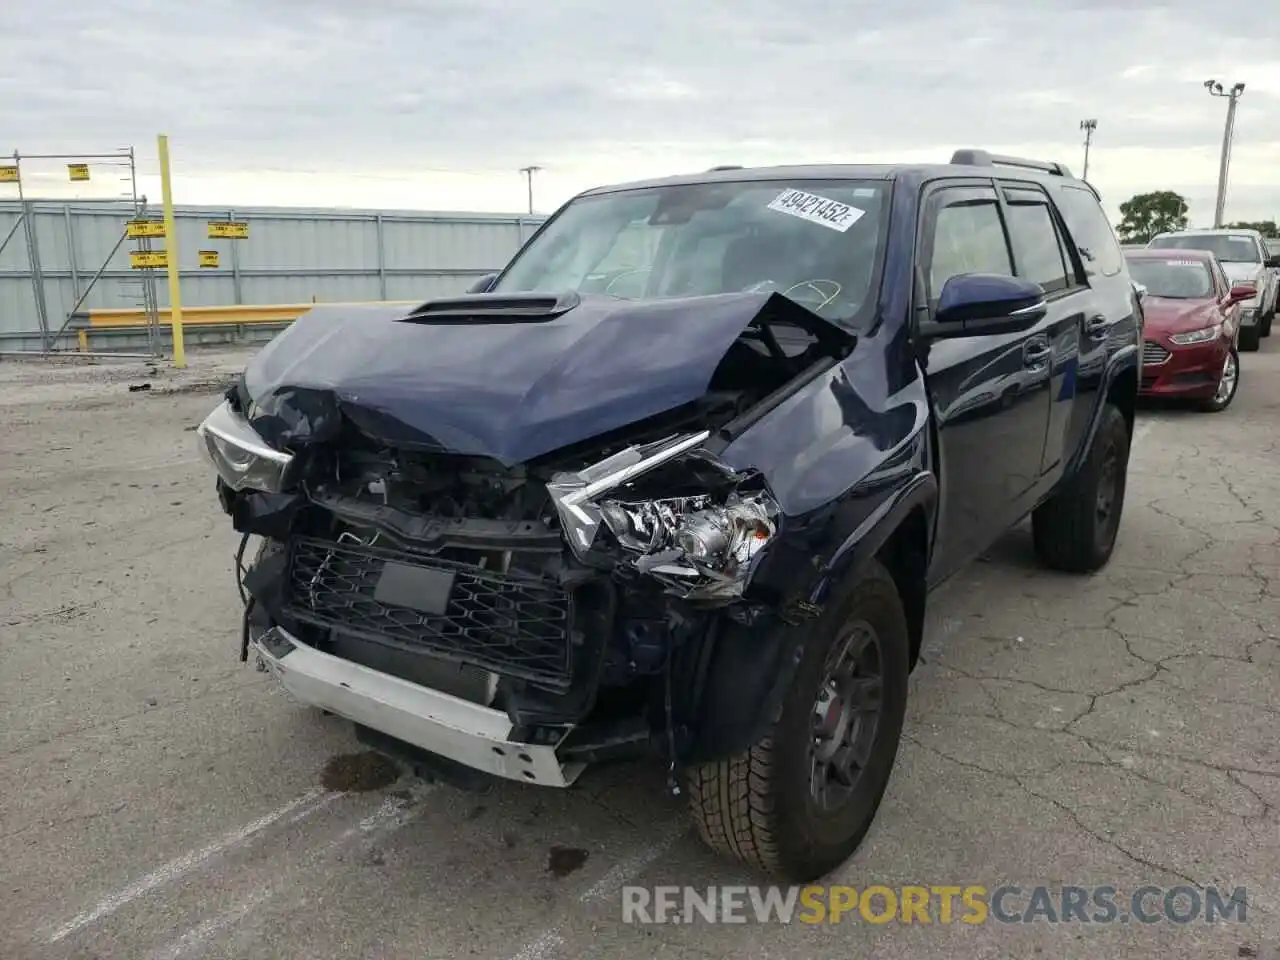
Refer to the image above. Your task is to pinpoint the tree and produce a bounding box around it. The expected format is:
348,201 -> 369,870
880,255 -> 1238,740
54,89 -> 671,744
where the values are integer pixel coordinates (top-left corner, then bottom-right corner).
1115,191 -> 1189,244
1224,220 -> 1278,238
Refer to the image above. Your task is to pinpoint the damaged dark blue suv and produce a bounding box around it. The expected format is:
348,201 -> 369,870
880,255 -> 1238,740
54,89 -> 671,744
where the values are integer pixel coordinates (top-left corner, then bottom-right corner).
198,150 -> 1141,881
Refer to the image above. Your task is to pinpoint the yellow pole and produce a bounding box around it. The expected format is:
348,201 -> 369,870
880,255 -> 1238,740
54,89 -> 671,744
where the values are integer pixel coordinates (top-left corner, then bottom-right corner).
157,134 -> 186,368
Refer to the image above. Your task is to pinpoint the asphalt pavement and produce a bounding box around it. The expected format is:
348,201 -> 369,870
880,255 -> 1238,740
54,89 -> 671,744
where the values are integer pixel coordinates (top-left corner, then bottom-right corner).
2,342 -> 1278,960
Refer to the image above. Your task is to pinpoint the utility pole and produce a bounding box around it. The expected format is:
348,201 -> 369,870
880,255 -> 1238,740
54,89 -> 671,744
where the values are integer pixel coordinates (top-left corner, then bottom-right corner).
1079,119 -> 1097,180
1204,79 -> 1245,228
519,165 -> 541,215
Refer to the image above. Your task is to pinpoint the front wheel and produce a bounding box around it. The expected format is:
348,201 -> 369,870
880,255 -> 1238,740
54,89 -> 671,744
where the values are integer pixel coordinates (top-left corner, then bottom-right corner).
1239,324 -> 1261,352
1198,347 -> 1240,413
684,559 -> 910,882
1031,403 -> 1131,573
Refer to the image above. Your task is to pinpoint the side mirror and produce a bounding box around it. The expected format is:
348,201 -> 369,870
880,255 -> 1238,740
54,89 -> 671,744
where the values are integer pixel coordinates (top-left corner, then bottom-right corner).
1265,256 -> 1280,269
1132,281 -> 1148,303
1228,282 -> 1257,304
921,273 -> 1048,338
466,272 -> 498,294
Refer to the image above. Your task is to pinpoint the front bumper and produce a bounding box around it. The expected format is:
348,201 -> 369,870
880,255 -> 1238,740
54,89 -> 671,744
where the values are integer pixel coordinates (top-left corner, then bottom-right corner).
1140,336 -> 1230,398
253,627 -> 584,788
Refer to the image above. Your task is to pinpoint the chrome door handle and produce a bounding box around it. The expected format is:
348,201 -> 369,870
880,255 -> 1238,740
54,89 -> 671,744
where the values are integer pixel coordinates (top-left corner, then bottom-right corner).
1084,314 -> 1111,342
1023,341 -> 1051,366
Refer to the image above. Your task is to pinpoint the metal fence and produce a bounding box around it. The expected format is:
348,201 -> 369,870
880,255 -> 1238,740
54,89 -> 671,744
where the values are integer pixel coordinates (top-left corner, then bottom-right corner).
0,200 -> 546,352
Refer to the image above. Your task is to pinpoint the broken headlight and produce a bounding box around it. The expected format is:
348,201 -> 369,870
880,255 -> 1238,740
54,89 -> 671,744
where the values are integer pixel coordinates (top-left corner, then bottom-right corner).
547,432 -> 779,599
195,400 -> 294,493
602,491 -> 776,573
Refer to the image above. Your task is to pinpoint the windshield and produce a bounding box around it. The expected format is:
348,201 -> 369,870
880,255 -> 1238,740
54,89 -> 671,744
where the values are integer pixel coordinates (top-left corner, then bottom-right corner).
1126,257 -> 1214,299
1148,234 -> 1260,263
492,178 -> 889,328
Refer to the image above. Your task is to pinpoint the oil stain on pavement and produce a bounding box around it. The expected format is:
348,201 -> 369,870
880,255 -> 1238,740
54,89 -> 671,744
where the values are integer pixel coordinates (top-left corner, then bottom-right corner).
320,751 -> 401,792
548,846 -> 589,878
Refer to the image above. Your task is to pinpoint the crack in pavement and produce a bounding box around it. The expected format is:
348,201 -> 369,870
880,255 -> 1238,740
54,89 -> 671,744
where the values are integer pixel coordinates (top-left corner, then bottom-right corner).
905,422 -> 1280,904
906,736 -> 1202,887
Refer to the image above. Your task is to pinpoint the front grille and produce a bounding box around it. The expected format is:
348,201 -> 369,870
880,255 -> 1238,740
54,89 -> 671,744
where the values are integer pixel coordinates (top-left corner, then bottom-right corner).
284,536 -> 573,689
1142,340 -> 1170,365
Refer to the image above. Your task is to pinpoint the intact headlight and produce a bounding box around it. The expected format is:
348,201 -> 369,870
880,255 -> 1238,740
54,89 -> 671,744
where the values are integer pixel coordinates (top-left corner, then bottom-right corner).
546,432 -> 779,600
1169,323 -> 1222,345
195,400 -> 294,493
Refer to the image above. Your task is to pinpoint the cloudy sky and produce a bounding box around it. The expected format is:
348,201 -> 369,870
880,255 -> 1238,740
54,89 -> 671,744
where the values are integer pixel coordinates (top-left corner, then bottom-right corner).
4,0 -> 1278,226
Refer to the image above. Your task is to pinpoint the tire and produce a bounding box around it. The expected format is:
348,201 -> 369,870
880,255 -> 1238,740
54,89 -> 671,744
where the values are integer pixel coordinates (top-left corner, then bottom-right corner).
684,558 -> 910,882
1239,324 -> 1261,352
1198,347 -> 1240,413
1031,403 -> 1130,573
1261,313 -> 1272,337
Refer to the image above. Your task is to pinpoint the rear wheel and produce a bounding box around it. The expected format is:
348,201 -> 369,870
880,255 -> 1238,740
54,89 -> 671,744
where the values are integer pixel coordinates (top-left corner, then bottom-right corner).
1198,347 -> 1239,412
1032,403 -> 1130,573
684,559 -> 910,882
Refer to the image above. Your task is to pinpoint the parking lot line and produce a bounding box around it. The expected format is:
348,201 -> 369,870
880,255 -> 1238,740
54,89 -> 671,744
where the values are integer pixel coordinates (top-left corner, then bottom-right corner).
506,824 -> 685,960
47,787 -> 339,944
144,888 -> 273,960
140,788 -> 428,959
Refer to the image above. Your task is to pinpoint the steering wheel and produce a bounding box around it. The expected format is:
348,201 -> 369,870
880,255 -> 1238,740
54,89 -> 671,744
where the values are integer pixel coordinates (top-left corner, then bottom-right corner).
740,278 -> 842,311
782,279 -> 842,311
604,267 -> 652,297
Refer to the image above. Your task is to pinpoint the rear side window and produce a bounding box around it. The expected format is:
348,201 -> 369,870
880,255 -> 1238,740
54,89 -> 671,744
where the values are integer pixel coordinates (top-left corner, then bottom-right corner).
1002,187 -> 1070,293
1055,185 -> 1124,278
927,197 -> 1013,298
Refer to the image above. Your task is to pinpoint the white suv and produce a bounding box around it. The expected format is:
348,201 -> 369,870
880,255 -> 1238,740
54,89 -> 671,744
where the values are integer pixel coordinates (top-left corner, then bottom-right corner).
1148,228 -> 1279,350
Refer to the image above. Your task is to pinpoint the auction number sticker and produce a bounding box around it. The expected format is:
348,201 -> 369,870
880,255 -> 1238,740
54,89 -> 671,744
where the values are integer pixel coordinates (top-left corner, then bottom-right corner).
1165,260 -> 1202,266
767,188 -> 865,232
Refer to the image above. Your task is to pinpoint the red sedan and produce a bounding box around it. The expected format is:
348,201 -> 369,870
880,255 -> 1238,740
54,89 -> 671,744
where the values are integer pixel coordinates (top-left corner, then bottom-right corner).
1125,248 -> 1256,412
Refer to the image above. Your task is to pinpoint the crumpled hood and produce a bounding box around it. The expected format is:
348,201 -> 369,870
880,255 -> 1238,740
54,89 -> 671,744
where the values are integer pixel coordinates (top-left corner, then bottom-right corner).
238,291 -> 846,465
1142,297 -> 1221,335
1220,261 -> 1263,290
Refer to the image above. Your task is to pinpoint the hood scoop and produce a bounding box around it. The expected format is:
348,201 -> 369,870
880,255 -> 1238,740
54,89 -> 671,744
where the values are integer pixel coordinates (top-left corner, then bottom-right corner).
399,291 -> 581,325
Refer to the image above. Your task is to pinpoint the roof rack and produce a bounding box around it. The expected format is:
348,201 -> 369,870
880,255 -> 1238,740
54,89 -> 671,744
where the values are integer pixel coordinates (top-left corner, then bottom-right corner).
706,164 -> 743,171
950,149 -> 1074,178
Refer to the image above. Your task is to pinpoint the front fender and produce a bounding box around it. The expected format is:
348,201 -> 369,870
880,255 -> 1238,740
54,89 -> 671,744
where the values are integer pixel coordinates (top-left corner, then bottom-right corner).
713,329 -> 930,519
685,433 -> 937,764
686,317 -> 936,762
806,457 -> 936,608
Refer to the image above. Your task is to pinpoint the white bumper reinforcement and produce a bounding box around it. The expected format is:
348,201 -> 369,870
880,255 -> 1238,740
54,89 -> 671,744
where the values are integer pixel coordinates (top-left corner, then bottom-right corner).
252,628 -> 583,788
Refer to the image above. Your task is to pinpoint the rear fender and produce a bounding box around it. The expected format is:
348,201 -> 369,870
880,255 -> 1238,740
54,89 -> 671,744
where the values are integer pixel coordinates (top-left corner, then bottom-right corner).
1067,343 -> 1139,477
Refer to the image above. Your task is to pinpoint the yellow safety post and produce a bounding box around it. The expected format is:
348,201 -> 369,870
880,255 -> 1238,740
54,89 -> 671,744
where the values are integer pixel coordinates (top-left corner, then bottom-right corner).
157,134 -> 186,368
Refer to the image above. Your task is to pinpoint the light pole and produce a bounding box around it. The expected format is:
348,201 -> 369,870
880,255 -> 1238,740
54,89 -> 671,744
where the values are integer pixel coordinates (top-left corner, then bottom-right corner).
1079,119 -> 1097,180
519,165 -> 542,215
1204,79 -> 1245,228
